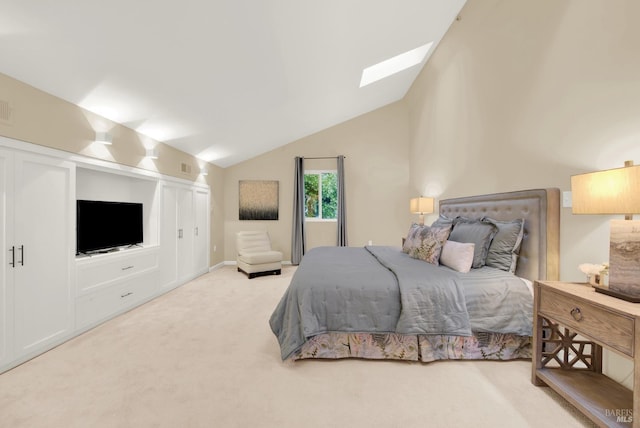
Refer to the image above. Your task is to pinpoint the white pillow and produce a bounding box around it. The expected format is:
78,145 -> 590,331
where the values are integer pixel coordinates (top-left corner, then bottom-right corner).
439,240 -> 475,273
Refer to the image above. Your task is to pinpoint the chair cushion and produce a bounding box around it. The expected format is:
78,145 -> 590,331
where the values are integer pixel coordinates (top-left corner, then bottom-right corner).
238,250 -> 282,264
236,231 -> 273,253
238,260 -> 282,274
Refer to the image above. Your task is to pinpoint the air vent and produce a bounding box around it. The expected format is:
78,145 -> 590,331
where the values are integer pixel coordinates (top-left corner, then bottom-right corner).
0,99 -> 13,125
180,162 -> 192,174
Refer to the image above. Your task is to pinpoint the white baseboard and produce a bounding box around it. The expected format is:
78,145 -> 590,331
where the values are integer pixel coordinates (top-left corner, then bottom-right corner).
209,262 -> 228,271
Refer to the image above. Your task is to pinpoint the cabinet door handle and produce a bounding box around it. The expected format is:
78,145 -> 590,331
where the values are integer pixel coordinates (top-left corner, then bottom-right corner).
121,292 -> 133,298
18,245 -> 24,266
178,229 -> 183,239
121,265 -> 134,271
195,226 -> 198,236
9,246 -> 14,267
570,307 -> 583,321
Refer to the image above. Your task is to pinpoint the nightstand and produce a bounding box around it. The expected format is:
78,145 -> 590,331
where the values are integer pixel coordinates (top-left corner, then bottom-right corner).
532,281 -> 640,427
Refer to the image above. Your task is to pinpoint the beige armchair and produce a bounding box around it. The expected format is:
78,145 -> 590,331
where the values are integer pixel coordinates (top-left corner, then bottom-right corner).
236,231 -> 283,279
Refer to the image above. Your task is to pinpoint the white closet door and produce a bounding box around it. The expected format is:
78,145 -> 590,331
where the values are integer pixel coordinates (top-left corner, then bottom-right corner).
12,153 -> 75,357
193,188 -> 209,274
0,149 -> 13,366
160,184 -> 178,289
177,187 -> 194,282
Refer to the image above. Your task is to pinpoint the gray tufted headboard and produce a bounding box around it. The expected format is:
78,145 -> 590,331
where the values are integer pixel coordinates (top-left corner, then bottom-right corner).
439,188 -> 560,282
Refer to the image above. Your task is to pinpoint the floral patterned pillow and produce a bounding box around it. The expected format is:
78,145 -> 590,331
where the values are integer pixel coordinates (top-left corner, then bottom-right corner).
403,223 -> 452,265
402,223 -> 421,253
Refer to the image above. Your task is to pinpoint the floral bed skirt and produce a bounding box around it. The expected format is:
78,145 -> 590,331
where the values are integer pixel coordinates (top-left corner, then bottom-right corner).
291,332 -> 531,363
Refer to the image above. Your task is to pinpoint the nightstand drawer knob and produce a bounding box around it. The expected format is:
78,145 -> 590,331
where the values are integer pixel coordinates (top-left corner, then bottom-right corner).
570,307 -> 583,321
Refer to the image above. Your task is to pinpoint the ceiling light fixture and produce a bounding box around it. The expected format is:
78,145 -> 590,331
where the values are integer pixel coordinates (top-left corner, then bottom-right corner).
359,42 -> 434,88
95,131 -> 112,145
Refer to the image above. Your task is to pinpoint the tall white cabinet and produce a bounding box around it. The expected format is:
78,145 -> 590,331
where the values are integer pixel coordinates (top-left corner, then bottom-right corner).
0,150 -> 8,366
176,187 -> 195,284
193,188 -> 210,274
0,148 -> 75,367
160,183 -> 209,290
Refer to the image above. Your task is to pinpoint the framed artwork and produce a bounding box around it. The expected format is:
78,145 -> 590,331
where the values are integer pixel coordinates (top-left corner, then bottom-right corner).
239,180 -> 279,220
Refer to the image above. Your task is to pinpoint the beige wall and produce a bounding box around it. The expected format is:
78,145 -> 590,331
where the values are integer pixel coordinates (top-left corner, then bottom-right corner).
406,0 -> 640,282
223,0 -> 640,282
405,0 -> 640,386
0,72 -> 225,266
222,101 -> 411,261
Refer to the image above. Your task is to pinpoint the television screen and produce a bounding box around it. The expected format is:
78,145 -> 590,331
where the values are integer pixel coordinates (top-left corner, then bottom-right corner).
76,200 -> 143,254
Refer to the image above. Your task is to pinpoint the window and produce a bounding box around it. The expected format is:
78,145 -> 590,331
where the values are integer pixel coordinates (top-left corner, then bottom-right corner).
304,170 -> 337,221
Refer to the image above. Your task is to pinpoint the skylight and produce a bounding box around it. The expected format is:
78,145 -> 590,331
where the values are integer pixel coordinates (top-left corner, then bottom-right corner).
359,42 -> 434,87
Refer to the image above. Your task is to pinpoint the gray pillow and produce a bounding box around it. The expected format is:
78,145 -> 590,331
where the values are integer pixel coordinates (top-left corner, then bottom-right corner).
431,214 -> 454,228
482,217 -> 525,273
448,219 -> 498,268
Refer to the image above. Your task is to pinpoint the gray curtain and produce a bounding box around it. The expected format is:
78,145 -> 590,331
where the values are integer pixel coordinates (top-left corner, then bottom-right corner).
337,155 -> 348,246
291,157 -> 306,264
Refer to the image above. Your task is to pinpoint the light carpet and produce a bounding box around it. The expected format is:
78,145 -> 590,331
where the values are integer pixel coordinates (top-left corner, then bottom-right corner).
0,266 -> 595,428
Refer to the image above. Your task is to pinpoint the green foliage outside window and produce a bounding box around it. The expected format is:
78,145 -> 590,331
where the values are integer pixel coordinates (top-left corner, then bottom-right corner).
304,171 -> 337,220
304,173 -> 319,217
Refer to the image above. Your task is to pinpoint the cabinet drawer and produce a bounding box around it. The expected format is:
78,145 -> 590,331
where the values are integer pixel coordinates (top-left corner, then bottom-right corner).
539,287 -> 635,356
77,249 -> 159,294
76,275 -> 158,329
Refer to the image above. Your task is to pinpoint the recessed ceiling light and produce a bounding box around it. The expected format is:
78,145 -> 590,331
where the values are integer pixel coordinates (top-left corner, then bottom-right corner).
359,42 -> 434,88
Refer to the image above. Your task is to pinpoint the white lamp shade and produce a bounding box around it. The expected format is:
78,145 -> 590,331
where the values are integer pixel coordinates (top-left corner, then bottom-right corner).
410,197 -> 434,214
571,163 -> 640,215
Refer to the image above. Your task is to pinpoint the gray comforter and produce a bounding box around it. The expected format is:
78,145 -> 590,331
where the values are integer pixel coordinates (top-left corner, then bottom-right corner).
269,246 -> 532,360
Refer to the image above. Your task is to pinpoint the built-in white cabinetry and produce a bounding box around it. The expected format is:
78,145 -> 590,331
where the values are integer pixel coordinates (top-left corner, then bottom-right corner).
0,148 -> 75,367
160,183 -> 210,289
0,136 -> 210,374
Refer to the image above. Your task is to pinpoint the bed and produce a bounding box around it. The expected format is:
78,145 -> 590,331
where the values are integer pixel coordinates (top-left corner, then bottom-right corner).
270,188 -> 560,363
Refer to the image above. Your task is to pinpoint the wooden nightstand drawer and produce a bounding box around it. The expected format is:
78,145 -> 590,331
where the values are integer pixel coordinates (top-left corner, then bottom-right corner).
539,287 -> 635,356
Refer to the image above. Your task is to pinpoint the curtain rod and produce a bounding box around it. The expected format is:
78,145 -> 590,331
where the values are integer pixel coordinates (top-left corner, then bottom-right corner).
301,156 -> 346,160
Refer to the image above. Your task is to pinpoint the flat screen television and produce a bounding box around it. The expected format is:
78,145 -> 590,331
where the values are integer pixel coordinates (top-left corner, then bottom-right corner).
76,200 -> 143,254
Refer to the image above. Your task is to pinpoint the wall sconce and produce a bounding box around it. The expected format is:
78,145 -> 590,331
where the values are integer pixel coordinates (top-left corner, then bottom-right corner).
571,160 -> 640,302
200,167 -> 208,176
95,131 -> 112,145
145,148 -> 159,159
410,196 -> 434,226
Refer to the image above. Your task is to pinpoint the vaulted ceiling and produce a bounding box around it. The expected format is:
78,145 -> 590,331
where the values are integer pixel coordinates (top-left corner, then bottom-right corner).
0,1 -> 466,167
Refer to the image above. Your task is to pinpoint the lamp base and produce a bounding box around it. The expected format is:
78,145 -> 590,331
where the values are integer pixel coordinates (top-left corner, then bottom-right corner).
606,219 -> 640,303
594,285 -> 640,303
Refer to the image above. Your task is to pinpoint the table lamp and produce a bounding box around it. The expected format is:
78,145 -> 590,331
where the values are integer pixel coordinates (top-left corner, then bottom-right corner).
571,160 -> 640,301
410,197 -> 434,226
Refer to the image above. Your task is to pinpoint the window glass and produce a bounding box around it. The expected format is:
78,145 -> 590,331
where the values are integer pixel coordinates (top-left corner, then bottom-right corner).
304,171 -> 337,221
